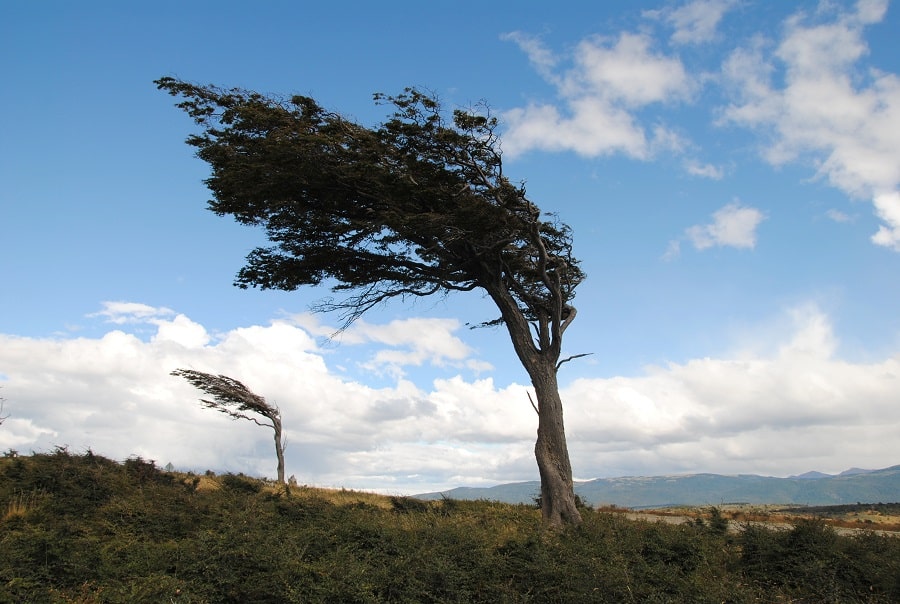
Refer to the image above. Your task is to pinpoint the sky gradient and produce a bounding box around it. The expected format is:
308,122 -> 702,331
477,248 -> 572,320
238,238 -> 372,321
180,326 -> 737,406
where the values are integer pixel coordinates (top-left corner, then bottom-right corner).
2,0 -> 899,494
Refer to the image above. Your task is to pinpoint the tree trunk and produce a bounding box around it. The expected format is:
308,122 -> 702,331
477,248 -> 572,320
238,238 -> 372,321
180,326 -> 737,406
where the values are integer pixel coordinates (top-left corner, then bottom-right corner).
273,416 -> 288,495
531,363 -> 582,528
485,283 -> 582,527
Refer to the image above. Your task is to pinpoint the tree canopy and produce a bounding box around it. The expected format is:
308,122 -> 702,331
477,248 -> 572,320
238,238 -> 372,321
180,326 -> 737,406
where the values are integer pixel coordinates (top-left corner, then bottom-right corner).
156,78 -> 583,337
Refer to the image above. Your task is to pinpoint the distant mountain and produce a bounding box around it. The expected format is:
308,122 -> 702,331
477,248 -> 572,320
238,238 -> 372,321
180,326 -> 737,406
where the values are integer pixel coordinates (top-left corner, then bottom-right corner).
791,471 -> 833,480
839,467 -> 875,477
416,465 -> 900,508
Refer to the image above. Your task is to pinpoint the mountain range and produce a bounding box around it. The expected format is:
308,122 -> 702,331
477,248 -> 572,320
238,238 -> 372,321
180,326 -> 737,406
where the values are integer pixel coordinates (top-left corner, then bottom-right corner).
416,465 -> 900,508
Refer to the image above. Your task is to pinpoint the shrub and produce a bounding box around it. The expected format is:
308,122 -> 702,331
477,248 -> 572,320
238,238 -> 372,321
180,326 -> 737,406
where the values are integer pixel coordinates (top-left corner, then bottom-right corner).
219,472 -> 262,494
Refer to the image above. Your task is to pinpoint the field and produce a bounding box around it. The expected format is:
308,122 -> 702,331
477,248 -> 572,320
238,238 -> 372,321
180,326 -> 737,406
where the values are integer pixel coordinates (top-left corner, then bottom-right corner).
2,450 -> 900,603
627,503 -> 900,535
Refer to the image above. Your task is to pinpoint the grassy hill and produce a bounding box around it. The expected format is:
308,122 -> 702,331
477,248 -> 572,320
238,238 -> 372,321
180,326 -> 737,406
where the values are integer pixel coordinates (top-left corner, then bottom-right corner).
2,450 -> 899,603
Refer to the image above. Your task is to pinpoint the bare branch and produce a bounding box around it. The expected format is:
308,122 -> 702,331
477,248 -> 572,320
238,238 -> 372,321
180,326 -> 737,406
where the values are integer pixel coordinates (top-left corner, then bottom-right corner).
559,305 -> 578,335
556,352 -> 593,371
527,391 -> 540,415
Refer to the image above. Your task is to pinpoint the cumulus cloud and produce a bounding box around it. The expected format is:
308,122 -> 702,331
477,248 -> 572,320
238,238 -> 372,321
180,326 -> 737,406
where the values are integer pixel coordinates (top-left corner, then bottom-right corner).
683,201 -> 766,250
502,31 -> 692,158
1,302 -> 899,490
719,0 -> 900,249
644,0 -> 738,45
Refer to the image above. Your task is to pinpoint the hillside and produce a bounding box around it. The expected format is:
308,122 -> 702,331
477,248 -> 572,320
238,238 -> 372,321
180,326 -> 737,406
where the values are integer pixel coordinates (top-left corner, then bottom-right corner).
417,465 -> 900,508
2,451 -> 899,603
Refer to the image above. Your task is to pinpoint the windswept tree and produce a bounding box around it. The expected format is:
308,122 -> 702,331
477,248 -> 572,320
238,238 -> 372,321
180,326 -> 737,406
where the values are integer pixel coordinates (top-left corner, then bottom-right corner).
158,78 -> 586,526
171,369 -> 286,491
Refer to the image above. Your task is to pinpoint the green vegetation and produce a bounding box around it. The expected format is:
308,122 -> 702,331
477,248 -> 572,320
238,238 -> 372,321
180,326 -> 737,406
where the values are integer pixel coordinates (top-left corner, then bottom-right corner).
2,451 -> 899,603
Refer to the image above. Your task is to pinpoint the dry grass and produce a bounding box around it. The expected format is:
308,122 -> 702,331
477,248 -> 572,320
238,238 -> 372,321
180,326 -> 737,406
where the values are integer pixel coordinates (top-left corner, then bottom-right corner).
634,503 -> 900,533
2,489 -> 45,522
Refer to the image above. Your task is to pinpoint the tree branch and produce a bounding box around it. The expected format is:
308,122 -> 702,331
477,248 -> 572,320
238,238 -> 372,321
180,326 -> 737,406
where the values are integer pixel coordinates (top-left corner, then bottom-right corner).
556,352 -> 593,371
527,391 -> 540,415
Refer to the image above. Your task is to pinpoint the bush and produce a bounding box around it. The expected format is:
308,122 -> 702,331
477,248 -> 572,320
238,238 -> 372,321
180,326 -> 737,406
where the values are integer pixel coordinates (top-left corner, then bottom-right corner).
219,472 -> 262,494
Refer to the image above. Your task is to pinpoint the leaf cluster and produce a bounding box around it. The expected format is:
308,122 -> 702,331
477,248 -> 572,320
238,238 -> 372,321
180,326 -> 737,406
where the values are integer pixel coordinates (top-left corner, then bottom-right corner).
155,78 -> 584,333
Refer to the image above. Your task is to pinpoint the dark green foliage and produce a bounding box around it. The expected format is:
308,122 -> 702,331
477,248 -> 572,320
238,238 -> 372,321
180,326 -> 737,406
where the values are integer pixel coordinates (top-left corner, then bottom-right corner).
154,78 -> 584,329
389,495 -> 429,513
2,452 -> 898,603
693,506 -> 730,536
220,472 -> 263,494
737,518 -> 900,602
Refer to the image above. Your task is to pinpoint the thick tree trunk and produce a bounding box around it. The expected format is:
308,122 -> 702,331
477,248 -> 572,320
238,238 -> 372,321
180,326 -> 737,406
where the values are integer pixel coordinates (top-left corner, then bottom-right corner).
531,363 -> 582,528
485,283 -> 582,527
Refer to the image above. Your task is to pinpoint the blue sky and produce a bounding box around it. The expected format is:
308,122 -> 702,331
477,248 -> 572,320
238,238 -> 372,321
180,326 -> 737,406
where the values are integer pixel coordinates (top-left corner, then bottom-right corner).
2,0 -> 899,494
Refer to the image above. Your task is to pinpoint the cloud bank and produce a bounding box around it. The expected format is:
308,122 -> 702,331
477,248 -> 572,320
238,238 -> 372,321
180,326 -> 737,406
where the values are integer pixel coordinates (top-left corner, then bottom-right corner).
1,302 -> 898,492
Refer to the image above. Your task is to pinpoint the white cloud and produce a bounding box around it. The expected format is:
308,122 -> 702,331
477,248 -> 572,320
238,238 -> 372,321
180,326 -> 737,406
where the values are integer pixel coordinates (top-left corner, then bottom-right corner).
502,31 -> 692,158
825,208 -> 853,223
719,1 -> 900,249
498,31 -> 559,81
88,301 -> 175,324
644,0 -> 738,45
871,191 -> 900,250
152,314 -> 211,348
570,33 -> 691,106
288,313 -> 492,377
684,159 -> 725,179
684,201 -> 766,250
1,303 -> 899,490
662,239 -> 682,261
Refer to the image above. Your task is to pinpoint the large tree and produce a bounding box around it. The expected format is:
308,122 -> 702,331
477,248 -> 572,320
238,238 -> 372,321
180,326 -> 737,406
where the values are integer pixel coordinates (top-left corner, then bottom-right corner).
158,78 -> 586,527
171,369 -> 287,492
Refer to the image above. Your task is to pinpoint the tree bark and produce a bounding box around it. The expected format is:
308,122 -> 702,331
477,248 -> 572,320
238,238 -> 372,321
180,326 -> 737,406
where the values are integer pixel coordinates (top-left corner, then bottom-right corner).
272,416 -> 288,495
530,361 -> 582,528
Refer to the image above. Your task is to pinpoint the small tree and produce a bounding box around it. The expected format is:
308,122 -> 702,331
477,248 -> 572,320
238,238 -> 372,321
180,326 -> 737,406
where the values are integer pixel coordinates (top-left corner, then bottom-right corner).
0,388 -> 7,426
158,79 -> 586,526
171,369 -> 287,492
